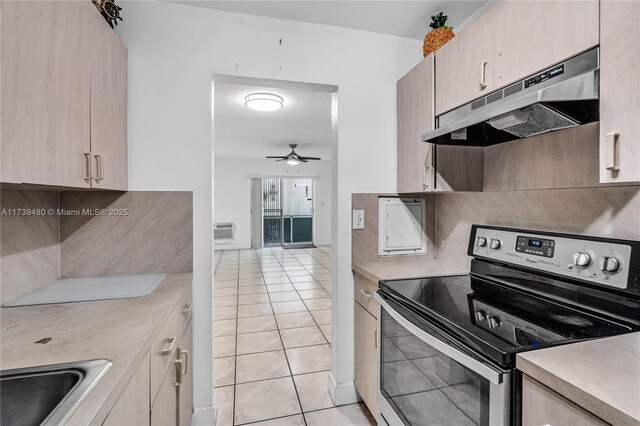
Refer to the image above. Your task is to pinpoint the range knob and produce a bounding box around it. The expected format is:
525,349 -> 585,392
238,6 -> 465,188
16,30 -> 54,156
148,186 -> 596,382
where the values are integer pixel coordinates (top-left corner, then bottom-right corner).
573,252 -> 592,268
476,237 -> 487,247
487,317 -> 501,329
599,257 -> 620,274
490,239 -> 501,250
475,311 -> 486,322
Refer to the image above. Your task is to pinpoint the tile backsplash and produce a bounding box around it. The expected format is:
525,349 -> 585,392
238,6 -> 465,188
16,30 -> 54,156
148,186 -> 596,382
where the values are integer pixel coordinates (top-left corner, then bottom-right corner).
0,189 -> 193,304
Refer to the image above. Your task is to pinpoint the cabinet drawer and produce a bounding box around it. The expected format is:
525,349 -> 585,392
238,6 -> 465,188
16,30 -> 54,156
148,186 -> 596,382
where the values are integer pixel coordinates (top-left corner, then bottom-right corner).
177,284 -> 193,337
354,273 -> 379,318
151,305 -> 181,403
151,357 -> 179,426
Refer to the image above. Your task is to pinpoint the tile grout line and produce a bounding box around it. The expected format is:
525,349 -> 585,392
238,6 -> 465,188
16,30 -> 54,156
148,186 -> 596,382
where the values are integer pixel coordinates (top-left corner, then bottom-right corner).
262,247 -> 309,426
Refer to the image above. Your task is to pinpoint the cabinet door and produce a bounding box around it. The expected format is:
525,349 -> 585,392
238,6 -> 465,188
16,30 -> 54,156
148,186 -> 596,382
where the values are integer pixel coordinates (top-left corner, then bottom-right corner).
354,302 -> 378,417
178,321 -> 193,426
151,358 -> 179,426
90,14 -> 128,190
599,0 -> 640,183
1,1 -> 91,187
435,11 -> 493,115
397,55 -> 435,193
492,1 -> 599,90
103,351 -> 151,426
522,375 -> 608,426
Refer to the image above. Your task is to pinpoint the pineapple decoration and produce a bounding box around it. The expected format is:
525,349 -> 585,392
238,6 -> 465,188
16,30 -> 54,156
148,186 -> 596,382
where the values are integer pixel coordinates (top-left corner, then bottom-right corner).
423,12 -> 455,57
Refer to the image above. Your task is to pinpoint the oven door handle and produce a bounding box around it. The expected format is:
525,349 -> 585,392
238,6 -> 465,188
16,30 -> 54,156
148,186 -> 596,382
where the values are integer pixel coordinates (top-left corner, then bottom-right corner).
375,293 -> 504,385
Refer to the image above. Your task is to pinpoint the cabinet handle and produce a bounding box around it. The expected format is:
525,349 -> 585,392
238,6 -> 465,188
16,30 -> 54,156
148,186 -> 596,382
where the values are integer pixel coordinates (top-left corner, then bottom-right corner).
479,60 -> 488,90
183,303 -> 193,315
94,155 -> 104,181
360,289 -> 372,299
180,349 -> 189,375
423,166 -> 430,189
84,153 -> 93,182
161,336 -> 177,355
174,358 -> 183,387
374,329 -> 378,349
605,132 -> 620,171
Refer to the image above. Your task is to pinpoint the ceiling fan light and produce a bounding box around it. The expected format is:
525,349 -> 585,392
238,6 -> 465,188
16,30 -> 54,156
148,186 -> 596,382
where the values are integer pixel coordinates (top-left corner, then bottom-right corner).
245,93 -> 283,112
286,158 -> 300,166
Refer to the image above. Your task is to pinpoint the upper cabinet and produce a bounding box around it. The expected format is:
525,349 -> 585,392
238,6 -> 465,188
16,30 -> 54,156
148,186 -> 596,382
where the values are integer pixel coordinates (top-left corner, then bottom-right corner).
1,1 -> 92,188
435,1 -> 599,115
1,1 -> 128,190
397,55 -> 435,193
434,12 -> 494,116
91,17 -> 128,190
599,0 -> 640,183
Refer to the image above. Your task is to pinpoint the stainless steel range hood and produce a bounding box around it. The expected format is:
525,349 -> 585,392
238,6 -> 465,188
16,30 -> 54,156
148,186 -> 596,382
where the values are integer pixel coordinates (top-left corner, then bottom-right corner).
423,48 -> 599,146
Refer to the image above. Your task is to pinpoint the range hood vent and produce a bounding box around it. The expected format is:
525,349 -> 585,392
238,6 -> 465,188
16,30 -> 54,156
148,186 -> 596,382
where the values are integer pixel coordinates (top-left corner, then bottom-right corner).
423,48 -> 599,147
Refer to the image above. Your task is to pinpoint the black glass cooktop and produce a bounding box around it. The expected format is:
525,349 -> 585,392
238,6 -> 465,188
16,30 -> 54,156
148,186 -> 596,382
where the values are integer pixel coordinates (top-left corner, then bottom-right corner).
378,273 -> 635,368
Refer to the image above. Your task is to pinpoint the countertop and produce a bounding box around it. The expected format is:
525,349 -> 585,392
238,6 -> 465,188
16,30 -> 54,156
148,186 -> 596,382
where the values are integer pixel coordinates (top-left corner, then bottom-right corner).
352,256 -> 468,283
0,272 -> 193,425
517,332 -> 640,426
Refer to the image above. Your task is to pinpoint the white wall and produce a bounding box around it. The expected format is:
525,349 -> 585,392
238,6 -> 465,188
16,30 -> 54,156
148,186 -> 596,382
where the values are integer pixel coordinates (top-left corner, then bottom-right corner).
214,158 -> 332,249
117,1 -> 420,421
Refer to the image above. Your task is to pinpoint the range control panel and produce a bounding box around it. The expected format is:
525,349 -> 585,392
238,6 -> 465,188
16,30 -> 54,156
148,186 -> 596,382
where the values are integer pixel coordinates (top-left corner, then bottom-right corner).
470,226 -> 633,290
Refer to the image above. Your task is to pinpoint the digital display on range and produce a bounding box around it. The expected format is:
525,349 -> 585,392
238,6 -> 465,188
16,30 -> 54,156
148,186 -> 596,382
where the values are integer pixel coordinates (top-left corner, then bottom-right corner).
516,236 -> 555,258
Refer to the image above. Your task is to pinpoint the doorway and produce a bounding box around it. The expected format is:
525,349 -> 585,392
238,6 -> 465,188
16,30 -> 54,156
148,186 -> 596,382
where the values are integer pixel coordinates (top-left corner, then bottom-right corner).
255,177 -> 315,248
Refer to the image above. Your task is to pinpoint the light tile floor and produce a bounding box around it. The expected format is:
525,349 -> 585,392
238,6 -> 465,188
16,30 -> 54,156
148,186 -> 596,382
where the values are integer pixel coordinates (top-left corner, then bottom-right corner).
213,246 -> 375,426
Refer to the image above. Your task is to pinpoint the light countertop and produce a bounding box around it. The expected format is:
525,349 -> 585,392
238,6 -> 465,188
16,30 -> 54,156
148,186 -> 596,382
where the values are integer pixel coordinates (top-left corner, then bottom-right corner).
0,272 -> 192,425
517,332 -> 640,426
352,256 -> 468,283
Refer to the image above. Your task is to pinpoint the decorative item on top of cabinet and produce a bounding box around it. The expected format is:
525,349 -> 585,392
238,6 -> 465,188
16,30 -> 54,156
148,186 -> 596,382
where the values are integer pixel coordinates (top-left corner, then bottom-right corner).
423,12 -> 454,57
599,0 -> 640,184
92,0 -> 123,28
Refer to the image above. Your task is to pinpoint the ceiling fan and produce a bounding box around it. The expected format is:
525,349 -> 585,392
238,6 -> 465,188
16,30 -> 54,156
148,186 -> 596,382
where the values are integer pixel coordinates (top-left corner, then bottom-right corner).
266,144 -> 321,166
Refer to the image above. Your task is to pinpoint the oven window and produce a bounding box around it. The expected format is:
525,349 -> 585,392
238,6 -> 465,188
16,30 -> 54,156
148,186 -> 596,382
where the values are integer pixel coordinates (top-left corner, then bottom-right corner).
380,308 -> 491,426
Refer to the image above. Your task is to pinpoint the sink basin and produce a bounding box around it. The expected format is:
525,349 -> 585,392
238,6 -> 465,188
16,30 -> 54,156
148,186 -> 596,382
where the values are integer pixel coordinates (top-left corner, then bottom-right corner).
1,359 -> 111,426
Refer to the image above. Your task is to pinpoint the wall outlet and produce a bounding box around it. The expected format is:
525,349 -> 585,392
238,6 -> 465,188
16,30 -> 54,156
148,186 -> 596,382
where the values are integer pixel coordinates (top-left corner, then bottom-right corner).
352,209 -> 365,230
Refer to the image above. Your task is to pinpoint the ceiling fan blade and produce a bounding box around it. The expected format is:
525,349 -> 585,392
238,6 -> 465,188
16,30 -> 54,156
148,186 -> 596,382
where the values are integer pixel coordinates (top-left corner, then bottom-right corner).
298,156 -> 321,161
275,158 -> 288,162
300,159 -> 308,162
266,156 -> 287,159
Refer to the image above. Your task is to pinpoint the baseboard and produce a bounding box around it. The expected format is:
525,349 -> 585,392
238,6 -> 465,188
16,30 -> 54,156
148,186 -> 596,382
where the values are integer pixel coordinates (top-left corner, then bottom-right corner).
328,373 -> 360,406
191,405 -> 215,425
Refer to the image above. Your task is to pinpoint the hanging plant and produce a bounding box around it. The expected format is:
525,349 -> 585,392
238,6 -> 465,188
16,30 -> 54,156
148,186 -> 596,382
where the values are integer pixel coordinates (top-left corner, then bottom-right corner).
423,12 -> 455,57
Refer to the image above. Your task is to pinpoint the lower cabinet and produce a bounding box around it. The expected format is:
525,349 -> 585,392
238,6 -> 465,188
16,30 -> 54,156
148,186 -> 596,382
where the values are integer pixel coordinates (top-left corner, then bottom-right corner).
522,375 -> 608,426
102,285 -> 193,425
103,352 -> 151,426
353,273 -> 379,418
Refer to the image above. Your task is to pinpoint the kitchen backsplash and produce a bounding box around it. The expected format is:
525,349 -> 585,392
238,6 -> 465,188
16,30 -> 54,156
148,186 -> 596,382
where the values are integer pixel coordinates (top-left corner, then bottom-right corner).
435,185 -> 640,267
0,189 -> 193,304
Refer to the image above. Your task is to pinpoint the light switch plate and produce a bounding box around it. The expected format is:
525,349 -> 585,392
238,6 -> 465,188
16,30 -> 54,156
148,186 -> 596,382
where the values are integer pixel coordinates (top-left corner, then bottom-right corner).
352,210 -> 365,229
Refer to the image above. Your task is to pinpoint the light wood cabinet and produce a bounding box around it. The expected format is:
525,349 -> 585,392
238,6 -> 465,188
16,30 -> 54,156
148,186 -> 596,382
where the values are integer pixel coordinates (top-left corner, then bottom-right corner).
599,0 -> 640,183
151,358 -> 179,426
435,1 -> 599,115
0,0 -> 127,190
90,15 -> 128,190
397,55 -> 435,193
492,1 -> 599,91
178,321 -> 194,426
354,301 -> 378,418
1,0 -> 92,187
435,11 -> 494,115
522,375 -> 608,426
103,352 -> 151,426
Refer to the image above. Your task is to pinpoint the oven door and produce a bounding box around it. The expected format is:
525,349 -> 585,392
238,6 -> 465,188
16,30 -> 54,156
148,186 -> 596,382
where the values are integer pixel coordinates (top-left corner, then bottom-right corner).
375,293 -> 511,426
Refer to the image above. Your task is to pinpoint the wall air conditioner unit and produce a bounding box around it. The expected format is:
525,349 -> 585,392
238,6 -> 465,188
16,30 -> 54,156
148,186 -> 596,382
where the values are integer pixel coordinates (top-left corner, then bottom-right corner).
214,222 -> 235,244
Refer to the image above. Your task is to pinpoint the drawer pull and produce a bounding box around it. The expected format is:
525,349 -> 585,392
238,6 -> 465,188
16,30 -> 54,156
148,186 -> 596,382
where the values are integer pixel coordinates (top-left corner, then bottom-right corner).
360,289 -> 372,299
180,349 -> 189,375
84,153 -> 93,182
94,154 -> 104,181
605,132 -> 620,171
161,336 -> 177,355
174,358 -> 183,386
183,303 -> 193,315
479,60 -> 488,90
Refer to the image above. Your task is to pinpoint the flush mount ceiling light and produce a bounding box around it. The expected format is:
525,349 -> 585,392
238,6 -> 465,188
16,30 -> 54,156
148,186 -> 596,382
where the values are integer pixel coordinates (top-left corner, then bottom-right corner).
245,92 -> 283,112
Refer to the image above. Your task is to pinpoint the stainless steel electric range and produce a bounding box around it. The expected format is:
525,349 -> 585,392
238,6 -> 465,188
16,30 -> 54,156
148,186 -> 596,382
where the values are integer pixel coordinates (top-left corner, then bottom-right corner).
374,225 -> 640,426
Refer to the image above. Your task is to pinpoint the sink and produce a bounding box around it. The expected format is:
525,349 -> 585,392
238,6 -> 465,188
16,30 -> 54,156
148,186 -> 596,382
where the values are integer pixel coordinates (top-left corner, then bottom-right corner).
1,359 -> 111,426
